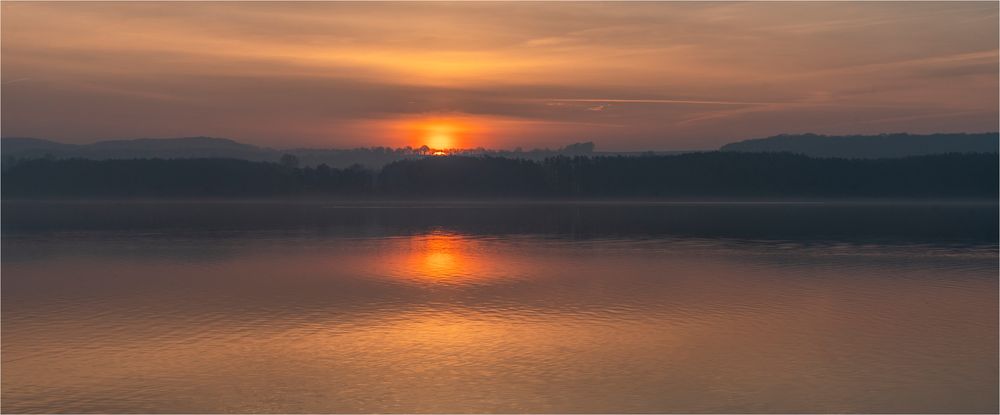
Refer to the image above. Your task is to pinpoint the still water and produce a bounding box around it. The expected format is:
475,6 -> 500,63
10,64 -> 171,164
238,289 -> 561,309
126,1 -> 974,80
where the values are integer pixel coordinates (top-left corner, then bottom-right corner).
2,201 -> 997,413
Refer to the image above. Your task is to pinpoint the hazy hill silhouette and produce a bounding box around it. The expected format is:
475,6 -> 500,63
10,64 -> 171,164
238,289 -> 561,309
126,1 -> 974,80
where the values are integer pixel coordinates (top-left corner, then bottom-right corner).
2,136 -> 271,161
720,132 -> 999,158
1,137 -> 78,155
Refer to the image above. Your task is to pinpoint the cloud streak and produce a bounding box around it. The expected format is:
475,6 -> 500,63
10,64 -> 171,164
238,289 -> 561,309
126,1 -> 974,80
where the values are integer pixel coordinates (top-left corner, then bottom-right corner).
542,99 -> 777,106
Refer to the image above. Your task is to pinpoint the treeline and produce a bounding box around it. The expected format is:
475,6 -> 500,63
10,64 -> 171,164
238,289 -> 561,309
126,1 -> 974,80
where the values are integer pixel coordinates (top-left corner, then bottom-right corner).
2,152 -> 996,198
1,137 -> 599,168
1,158 -> 372,197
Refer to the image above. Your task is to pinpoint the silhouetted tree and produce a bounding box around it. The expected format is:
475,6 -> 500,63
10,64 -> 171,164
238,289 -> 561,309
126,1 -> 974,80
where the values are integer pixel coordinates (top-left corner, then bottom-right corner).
279,154 -> 300,168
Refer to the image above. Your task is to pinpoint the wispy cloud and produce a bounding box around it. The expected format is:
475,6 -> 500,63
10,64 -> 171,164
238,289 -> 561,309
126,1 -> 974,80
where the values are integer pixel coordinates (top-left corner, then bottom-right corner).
541,98 -> 778,106
1,77 -> 31,85
1,2 -> 996,149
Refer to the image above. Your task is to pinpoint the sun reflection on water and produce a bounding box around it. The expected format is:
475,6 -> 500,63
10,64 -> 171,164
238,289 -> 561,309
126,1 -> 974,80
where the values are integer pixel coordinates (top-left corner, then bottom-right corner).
389,231 -> 504,285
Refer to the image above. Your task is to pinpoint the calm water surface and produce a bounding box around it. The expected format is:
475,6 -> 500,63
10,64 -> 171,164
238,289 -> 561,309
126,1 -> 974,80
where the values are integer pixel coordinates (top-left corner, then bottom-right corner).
2,201 -> 997,413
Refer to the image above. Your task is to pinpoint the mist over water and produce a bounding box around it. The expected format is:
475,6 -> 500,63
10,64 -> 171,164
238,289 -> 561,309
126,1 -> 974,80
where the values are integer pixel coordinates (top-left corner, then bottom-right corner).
2,202 -> 997,413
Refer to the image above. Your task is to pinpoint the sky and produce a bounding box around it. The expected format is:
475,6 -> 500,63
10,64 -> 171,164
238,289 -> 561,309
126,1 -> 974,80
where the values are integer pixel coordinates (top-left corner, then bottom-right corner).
2,2 -> 997,151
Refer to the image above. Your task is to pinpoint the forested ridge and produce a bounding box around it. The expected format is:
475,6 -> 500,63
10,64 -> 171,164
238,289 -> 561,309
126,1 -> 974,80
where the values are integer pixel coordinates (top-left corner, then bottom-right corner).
721,132 -> 999,158
2,152 -> 996,198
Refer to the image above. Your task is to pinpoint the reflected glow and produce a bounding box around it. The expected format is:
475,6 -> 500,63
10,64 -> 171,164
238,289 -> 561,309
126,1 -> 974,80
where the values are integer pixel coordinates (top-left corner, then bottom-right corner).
423,236 -> 457,273
389,232 -> 506,285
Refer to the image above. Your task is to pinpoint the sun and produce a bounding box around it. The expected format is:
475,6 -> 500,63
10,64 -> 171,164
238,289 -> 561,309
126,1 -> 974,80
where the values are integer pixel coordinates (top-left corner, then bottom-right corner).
388,115 -> 488,150
424,123 -> 456,149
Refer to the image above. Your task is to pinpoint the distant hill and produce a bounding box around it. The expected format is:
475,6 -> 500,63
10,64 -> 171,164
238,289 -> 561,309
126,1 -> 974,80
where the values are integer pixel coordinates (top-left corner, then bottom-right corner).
2,136 -> 273,161
1,137 -> 78,156
720,133 -> 999,158
85,137 -> 268,159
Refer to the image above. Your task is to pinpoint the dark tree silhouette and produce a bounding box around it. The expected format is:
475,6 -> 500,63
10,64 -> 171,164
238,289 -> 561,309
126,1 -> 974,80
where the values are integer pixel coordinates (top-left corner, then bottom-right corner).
2,152 -> 996,198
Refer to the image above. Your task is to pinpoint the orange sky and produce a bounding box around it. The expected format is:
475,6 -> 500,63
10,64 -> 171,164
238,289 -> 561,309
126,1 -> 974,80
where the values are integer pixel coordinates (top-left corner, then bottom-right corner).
2,2 -> 997,150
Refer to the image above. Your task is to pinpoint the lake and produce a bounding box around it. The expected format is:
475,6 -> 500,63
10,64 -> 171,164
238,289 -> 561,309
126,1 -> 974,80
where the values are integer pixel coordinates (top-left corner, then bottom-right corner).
2,201 -> 997,413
